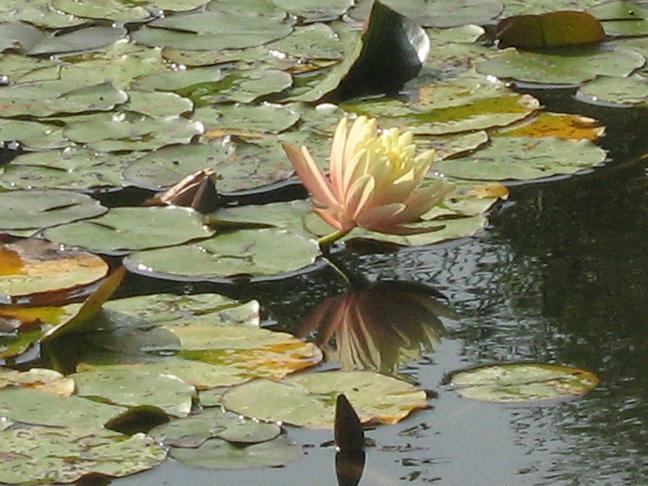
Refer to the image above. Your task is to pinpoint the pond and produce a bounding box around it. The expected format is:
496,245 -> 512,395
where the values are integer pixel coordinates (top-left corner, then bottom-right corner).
0,1 -> 647,485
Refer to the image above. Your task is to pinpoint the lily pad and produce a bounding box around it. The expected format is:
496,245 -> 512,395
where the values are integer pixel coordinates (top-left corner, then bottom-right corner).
434,136 -> 608,181
0,80 -> 128,118
0,189 -> 106,231
150,407 -> 280,448
383,0 -> 503,28
0,426 -> 165,485
588,0 -> 648,21
125,228 -> 320,282
0,118 -> 67,151
0,52 -> 60,83
268,22 -> 344,60
501,0 -> 602,16
195,103 -> 300,138
0,238 -> 108,305
169,436 -> 301,469
0,148 -> 141,191
221,370 -> 428,428
448,363 -> 599,403
273,0 -> 352,22
576,75 -> 648,107
132,66 -> 224,93
0,387 -> 126,428
73,369 -> 196,417
42,206 -> 214,254
603,20 -> 648,37
0,0 -> 85,28
52,0 -> 210,22
132,11 -> 293,51
0,368 -> 74,396
493,112 -> 605,140
477,45 -> 645,85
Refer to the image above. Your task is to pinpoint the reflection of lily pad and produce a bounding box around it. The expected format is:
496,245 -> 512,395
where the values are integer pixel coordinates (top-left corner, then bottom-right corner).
0,238 -> 108,304
150,407 -> 280,448
43,207 -> 214,254
125,228 -> 320,282
0,189 -> 106,231
448,363 -> 599,403
434,136 -> 607,181
73,369 -> 196,417
169,436 -> 301,470
0,426 -> 166,485
221,370 -> 427,428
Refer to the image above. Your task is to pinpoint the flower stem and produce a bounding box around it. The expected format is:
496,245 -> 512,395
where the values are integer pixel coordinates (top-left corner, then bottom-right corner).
317,229 -> 351,251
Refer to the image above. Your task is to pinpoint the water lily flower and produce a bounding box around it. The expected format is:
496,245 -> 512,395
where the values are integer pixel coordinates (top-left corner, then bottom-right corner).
282,116 -> 452,240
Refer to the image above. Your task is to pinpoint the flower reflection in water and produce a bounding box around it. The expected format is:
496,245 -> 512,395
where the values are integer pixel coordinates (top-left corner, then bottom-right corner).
298,280 -> 454,374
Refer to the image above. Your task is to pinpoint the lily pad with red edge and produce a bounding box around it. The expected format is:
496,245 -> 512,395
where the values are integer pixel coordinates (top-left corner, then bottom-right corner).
0,239 -> 108,305
447,363 -> 599,403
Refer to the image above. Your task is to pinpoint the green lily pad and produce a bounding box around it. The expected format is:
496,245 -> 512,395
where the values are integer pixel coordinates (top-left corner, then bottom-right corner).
603,20 -> 648,37
61,111 -> 203,152
0,118 -> 68,151
501,0 -> 601,16
125,228 -> 320,282
383,0 -> 503,28
273,0 -> 352,21
26,26 -> 127,56
0,80 -> 128,117
104,293 -> 260,327
588,0 -> 648,20
52,0 -> 210,22
419,131 -> 490,160
221,370 -> 428,428
0,189 -> 106,231
43,206 -> 214,254
0,387 -> 126,428
196,103 -> 300,138
132,66 -> 224,93
150,407 -> 280,448
72,369 -> 196,417
0,328 -> 47,359
0,148 -> 141,191
0,238 -> 108,304
448,363 -> 599,403
132,11 -> 293,51
477,45 -> 645,85
268,23 -> 344,60
0,0 -> 85,28
0,22 -> 47,53
577,75 -> 648,107
0,53 -> 60,83
434,136 -> 608,181
169,436 -> 301,469
0,426 -> 165,485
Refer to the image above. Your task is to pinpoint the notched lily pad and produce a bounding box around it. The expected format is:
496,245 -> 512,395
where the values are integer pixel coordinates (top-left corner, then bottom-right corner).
448,363 -> 599,403
221,370 -> 428,428
43,206 -> 214,254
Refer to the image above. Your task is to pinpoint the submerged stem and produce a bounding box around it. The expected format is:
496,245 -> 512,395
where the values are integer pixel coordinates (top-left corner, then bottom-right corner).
317,229 -> 351,251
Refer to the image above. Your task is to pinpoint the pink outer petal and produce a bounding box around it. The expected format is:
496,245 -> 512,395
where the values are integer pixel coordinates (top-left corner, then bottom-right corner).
315,208 -> 355,232
283,142 -> 339,210
354,203 -> 406,229
330,118 -> 348,200
389,183 -> 453,225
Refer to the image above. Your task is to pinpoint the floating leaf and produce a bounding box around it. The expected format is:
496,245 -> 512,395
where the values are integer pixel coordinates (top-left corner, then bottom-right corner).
268,22 -> 344,60
52,0 -> 210,22
0,426 -> 165,485
273,0 -> 352,22
0,238 -> 108,305
477,45 -> 645,85
496,11 -> 604,48
0,148 -> 141,191
169,436 -> 301,469
73,369 -> 196,417
43,206 -> 214,254
125,228 -> 320,282
196,103 -> 300,138
294,1 -> 429,102
434,136 -> 608,181
149,407 -> 280,448
0,189 -> 106,232
0,118 -> 67,151
588,0 -> 648,21
132,66 -> 223,93
603,19 -> 648,37
0,387 -> 126,428
132,11 -> 293,51
576,75 -> 648,107
0,80 -> 128,117
383,0 -> 503,28
221,370 -> 427,428
448,363 -> 599,403
0,0 -> 85,28
0,368 -> 74,396
26,26 -> 127,56
493,112 -> 605,140
501,0 -> 602,16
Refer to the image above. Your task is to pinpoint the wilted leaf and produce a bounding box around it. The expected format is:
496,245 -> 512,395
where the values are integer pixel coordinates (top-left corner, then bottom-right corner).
0,238 -> 108,304
0,368 -> 74,396
221,370 -> 427,428
493,112 -> 605,140
496,11 -> 604,48
448,363 -> 599,403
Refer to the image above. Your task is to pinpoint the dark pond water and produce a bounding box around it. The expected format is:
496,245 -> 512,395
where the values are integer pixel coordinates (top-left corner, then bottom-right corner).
95,90 -> 647,485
